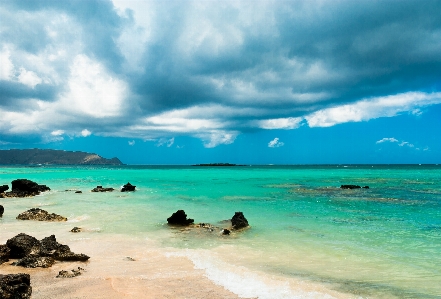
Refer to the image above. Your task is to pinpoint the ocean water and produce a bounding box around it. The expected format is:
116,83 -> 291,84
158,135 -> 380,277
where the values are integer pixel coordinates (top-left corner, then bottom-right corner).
1,165 -> 440,298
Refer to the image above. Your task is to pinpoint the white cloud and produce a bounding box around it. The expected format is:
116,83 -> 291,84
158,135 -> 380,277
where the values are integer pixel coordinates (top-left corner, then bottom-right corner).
258,117 -> 303,130
156,137 -> 174,147
51,130 -> 64,136
305,92 -> 441,127
128,140 -> 135,146
376,137 -> 398,144
81,129 -> 92,137
0,48 -> 14,80
399,141 -> 414,148
17,67 -> 42,88
59,55 -> 128,118
199,131 -> 238,148
268,137 -> 284,148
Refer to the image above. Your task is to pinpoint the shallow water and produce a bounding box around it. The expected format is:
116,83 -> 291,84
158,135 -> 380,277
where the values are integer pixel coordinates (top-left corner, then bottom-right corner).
1,165 -> 441,298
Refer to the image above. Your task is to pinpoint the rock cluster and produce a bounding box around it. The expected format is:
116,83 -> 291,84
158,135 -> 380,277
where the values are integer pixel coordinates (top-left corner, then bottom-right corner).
167,210 -> 194,225
16,208 -> 67,222
2,233 -> 89,268
91,186 -> 114,192
121,182 -> 136,192
0,179 -> 50,198
0,273 -> 32,299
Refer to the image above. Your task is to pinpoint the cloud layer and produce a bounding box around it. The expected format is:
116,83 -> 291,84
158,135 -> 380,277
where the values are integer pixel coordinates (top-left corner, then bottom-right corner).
1,0 -> 441,147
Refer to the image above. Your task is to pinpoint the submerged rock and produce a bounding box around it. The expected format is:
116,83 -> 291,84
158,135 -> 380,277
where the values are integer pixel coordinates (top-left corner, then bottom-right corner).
0,245 -> 10,264
16,208 -> 67,222
91,186 -> 114,192
340,185 -> 361,189
0,273 -> 32,299
167,210 -> 194,225
231,212 -> 249,230
0,205 -> 4,217
121,182 -> 136,192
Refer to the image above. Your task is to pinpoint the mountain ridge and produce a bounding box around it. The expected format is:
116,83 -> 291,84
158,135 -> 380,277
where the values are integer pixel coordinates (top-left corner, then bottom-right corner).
0,149 -> 123,165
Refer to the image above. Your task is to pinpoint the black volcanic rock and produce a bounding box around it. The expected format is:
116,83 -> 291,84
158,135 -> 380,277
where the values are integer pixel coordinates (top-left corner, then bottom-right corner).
12,256 -> 55,268
0,205 -> 4,217
121,182 -> 136,192
0,273 -> 32,299
0,149 -> 123,165
231,212 -> 249,230
0,245 -> 10,264
6,234 -> 40,259
2,179 -> 50,197
167,210 -> 194,225
0,185 -> 8,193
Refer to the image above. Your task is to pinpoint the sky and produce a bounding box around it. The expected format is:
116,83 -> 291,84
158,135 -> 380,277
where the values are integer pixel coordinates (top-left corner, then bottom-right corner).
0,0 -> 440,165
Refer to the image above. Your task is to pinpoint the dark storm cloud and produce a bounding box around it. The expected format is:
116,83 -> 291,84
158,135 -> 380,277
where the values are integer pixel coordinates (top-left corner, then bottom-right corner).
1,0 -> 441,146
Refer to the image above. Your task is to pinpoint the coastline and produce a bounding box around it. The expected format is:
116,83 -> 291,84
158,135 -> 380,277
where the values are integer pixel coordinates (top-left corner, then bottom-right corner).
1,230 -> 353,299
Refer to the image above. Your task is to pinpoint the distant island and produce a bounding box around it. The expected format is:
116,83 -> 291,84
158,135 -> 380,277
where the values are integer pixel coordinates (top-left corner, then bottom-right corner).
192,163 -> 245,166
0,149 -> 123,165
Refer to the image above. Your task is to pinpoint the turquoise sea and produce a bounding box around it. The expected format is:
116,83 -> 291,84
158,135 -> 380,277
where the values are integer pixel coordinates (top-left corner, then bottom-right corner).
1,165 -> 440,298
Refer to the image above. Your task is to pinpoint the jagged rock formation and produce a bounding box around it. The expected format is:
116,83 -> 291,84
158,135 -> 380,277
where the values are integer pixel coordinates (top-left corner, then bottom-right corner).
167,210 -> 194,225
231,212 -> 249,230
16,208 -> 67,222
0,149 -> 123,165
121,182 -> 136,192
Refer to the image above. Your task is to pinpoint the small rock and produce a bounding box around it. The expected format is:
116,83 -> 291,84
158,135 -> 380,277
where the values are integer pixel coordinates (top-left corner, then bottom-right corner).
123,256 -> 135,261
0,273 -> 32,299
70,227 -> 82,233
167,210 -> 194,226
221,229 -> 231,235
56,267 -> 85,278
75,191 -> 82,194
362,186 -> 369,189
231,212 -> 249,230
0,205 -> 4,217
16,208 -> 67,222
121,182 -> 136,192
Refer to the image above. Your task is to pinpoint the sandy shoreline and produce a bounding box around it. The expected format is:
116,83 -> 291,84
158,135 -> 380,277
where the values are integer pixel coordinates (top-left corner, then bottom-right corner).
0,229 -> 356,299
1,233 -> 242,299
